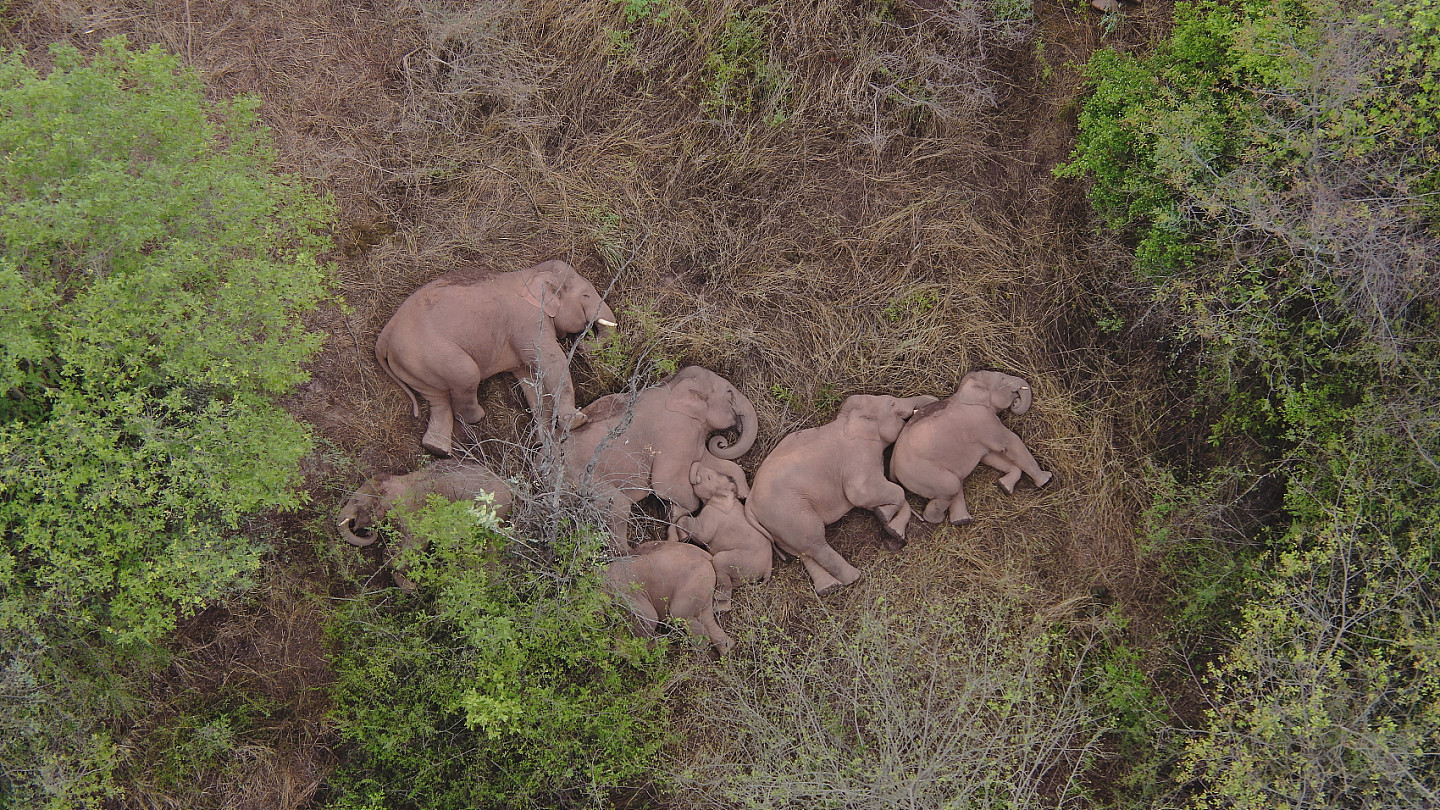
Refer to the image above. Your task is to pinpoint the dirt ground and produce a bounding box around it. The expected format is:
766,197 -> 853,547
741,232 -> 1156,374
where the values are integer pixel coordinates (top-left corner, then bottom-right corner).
7,1 -> 1179,806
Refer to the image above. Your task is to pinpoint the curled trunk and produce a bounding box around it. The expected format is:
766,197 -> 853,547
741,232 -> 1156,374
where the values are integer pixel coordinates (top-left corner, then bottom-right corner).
338,514 -> 378,547
709,386 -> 759,460
1011,382 -> 1033,416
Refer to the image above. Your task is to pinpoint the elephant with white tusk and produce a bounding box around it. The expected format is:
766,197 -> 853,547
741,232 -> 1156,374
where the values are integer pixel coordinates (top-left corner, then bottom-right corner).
890,370 -> 1053,526
375,259 -> 618,456
673,462 -> 773,612
604,540 -> 734,655
336,460 -> 513,591
563,366 -> 758,551
744,394 -> 939,596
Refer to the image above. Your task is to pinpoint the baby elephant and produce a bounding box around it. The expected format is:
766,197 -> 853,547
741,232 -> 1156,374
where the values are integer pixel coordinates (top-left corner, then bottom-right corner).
604,541 -> 734,655
890,370 -> 1053,525
337,460 -> 513,591
673,462 -> 773,612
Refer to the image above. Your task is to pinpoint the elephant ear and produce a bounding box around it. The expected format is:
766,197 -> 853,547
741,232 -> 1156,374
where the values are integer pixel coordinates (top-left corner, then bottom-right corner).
664,377 -> 709,421
840,396 -> 883,441
523,266 -> 567,319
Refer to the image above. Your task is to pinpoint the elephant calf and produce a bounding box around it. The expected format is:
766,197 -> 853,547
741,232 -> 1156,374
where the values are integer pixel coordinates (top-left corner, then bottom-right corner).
337,460 -> 513,591
673,462 -> 772,612
604,541 -> 734,655
745,394 -> 937,596
891,370 -> 1053,525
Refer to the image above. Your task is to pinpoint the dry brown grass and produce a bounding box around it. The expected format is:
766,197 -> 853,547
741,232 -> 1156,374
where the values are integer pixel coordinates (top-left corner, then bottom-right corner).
7,0 -> 1183,805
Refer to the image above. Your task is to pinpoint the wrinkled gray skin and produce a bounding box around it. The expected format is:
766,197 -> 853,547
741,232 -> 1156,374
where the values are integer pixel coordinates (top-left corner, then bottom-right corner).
376,259 -> 618,456
563,366 -> 758,551
336,460 -> 514,591
890,370 -> 1053,525
674,462 -> 772,612
745,394 -> 939,596
604,541 -> 734,655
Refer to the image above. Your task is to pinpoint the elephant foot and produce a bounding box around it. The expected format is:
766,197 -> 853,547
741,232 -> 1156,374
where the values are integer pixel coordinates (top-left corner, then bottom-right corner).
456,404 -> 487,424
922,500 -> 949,524
1033,471 -> 1054,489
420,427 -> 454,457
949,514 -> 974,527
561,410 -> 588,430
715,593 -> 734,613
879,524 -> 907,551
814,580 -> 845,597
997,477 -> 1018,495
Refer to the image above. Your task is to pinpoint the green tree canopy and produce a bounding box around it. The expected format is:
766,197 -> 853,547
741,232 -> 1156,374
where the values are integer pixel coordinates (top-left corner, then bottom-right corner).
0,37 -> 333,644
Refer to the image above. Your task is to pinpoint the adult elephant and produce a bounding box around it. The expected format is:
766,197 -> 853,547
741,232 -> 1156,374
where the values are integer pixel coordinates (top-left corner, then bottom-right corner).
745,394 -> 937,596
376,259 -> 617,456
563,366 -> 758,549
891,370 -> 1052,525
336,460 -> 514,591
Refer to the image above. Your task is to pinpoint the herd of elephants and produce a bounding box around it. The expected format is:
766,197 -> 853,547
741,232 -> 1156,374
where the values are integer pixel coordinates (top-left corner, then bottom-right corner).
335,260 -> 1053,654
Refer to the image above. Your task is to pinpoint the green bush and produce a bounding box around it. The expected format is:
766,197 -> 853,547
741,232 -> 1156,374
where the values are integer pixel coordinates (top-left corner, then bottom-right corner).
0,36 -> 333,807
326,497 -> 674,809
1062,0 -> 1440,804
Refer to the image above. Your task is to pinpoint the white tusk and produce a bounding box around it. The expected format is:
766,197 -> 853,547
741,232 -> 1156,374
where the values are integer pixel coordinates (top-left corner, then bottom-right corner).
596,319 -> 617,327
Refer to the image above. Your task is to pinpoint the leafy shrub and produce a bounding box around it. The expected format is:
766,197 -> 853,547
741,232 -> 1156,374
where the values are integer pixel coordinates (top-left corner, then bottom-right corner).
1062,0 -> 1440,804
0,37 -> 333,644
668,596 -> 1108,809
326,497 -> 674,809
0,36 -> 332,807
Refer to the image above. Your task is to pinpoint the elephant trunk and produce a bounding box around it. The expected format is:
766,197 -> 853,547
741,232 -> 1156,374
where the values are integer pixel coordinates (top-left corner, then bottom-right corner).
337,508 -> 378,547
708,387 -> 758,460
1011,382 -> 1033,416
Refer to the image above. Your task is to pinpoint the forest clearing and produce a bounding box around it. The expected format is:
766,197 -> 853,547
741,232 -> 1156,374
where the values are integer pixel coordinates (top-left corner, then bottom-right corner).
2,1 -> 1436,808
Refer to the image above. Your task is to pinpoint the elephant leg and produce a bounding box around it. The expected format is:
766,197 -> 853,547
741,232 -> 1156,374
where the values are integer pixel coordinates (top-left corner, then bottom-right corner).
845,474 -> 914,544
686,608 -> 734,655
624,595 -> 662,638
420,395 -> 456,457
530,340 -> 583,427
982,452 -> 1024,494
917,468 -> 964,523
712,556 -> 738,612
449,375 -> 487,425
988,429 -> 1052,490
945,486 -> 974,525
664,502 -> 697,543
803,543 -> 863,596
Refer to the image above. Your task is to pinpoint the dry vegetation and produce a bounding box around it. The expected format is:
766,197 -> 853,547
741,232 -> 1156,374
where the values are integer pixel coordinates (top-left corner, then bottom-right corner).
5,0 -> 1182,806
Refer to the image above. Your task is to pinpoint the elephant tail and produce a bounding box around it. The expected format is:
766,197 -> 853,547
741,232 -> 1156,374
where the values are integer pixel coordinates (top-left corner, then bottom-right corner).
742,501 -> 777,546
375,340 -> 422,418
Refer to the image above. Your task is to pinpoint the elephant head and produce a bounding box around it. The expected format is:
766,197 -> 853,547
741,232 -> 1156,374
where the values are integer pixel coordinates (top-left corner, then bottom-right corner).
523,259 -> 618,342
689,461 -> 740,504
957,370 -> 1032,415
840,394 -> 942,443
664,366 -> 759,460
336,474 -> 406,547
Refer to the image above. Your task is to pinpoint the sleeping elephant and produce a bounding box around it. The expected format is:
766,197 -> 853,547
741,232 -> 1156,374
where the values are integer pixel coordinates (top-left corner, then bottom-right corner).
563,366 -> 758,550
745,394 -> 938,596
336,460 -> 513,591
891,370 -> 1053,525
674,462 -> 773,612
604,541 -> 734,655
375,259 -> 618,456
